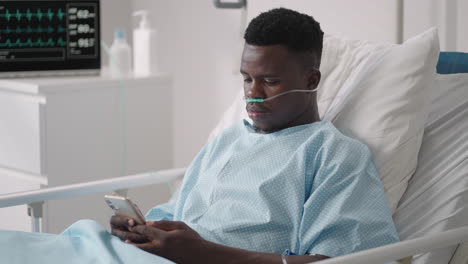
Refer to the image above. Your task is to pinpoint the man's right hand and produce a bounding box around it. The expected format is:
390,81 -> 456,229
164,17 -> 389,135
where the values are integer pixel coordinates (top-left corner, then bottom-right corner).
110,215 -> 149,243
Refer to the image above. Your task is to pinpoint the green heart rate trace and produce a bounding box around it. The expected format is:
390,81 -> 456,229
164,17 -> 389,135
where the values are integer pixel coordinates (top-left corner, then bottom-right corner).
0,38 -> 67,48
0,8 -> 66,21
0,25 -> 67,34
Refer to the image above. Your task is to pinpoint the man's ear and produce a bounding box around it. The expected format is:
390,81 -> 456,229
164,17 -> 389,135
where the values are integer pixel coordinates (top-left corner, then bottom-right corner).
307,68 -> 321,90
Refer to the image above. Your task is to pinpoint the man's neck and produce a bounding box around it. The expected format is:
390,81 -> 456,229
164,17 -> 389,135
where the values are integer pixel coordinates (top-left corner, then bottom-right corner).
254,106 -> 321,134
284,104 -> 320,127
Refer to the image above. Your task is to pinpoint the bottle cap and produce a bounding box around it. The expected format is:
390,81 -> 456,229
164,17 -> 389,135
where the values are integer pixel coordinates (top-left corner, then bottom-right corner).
132,10 -> 150,29
114,29 -> 126,40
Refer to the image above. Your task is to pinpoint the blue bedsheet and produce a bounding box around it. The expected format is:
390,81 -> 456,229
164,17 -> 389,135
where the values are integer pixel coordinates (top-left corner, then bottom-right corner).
0,219 -> 174,264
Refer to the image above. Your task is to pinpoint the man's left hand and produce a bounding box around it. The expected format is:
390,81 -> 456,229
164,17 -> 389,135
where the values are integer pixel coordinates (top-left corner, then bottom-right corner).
130,220 -> 330,264
129,220 -> 205,263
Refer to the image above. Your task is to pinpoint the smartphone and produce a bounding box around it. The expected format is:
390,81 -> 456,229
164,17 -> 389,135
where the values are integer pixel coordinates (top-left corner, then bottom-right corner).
104,195 -> 146,225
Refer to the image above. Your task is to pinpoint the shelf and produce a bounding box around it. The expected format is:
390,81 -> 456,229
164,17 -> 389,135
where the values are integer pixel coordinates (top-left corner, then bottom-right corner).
0,73 -> 171,94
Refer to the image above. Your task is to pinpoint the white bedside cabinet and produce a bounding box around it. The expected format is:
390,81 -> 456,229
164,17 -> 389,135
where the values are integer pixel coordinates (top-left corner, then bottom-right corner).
0,74 -> 174,233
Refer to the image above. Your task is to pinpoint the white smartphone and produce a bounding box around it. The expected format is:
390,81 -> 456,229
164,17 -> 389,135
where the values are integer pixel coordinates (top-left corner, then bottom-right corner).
104,195 -> 146,225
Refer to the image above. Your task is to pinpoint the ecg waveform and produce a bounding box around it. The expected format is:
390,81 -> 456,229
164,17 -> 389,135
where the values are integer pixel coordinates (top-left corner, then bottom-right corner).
0,6 -> 68,52
0,38 -> 67,48
0,8 -> 66,21
0,25 -> 67,34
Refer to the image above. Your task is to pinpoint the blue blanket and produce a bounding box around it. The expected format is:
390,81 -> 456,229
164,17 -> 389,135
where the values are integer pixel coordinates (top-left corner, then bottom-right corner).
0,219 -> 173,264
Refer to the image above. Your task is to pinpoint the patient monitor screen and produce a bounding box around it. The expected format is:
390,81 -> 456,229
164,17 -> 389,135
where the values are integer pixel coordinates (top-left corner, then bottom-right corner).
0,0 -> 100,74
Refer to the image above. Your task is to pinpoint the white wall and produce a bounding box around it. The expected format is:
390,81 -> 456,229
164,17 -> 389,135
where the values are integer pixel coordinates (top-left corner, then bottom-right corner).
404,0 -> 468,52
248,0 -> 399,43
132,0 -> 243,167
100,0 -> 132,65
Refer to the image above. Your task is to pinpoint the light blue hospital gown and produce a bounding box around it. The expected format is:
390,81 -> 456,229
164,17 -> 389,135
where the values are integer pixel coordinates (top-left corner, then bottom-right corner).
146,120 -> 399,257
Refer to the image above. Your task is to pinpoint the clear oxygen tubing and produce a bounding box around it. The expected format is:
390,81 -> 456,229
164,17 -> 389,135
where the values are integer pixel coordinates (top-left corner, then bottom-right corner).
244,88 -> 318,103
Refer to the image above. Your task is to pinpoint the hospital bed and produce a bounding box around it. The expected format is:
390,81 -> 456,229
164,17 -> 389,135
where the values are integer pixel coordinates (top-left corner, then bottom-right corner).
0,51 -> 467,263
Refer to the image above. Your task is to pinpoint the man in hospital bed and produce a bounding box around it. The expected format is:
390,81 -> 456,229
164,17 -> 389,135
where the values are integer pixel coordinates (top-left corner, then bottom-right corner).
0,8 -> 398,264
109,7 -> 399,264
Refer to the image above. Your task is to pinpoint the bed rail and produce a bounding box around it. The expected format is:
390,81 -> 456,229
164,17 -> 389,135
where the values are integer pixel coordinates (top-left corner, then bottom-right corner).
0,168 -> 186,232
0,168 -> 186,208
313,225 -> 468,264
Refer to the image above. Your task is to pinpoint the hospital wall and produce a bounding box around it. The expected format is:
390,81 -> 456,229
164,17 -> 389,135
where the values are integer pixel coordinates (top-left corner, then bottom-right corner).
101,0 -> 132,65
132,0 -> 244,168
404,0 -> 468,52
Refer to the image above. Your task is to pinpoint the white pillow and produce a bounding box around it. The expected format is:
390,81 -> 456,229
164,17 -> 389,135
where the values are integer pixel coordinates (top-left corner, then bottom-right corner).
317,34 -> 391,119
330,28 -> 439,212
209,29 -> 440,213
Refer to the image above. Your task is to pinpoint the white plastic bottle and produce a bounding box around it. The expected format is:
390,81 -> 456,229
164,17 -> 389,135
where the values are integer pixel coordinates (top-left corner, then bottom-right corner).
132,10 -> 156,77
109,29 -> 132,79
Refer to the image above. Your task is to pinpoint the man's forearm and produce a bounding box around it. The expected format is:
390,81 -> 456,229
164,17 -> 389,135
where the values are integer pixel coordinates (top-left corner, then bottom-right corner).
191,240 -> 329,264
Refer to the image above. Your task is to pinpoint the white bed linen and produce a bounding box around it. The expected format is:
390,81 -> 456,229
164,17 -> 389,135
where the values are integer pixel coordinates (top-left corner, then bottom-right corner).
393,73 -> 468,264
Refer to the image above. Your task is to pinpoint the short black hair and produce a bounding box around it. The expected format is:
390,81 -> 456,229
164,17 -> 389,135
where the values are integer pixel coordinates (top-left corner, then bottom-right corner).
244,8 -> 324,68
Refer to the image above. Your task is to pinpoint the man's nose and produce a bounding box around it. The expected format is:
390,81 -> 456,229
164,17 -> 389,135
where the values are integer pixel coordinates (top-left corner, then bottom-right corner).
246,80 -> 266,99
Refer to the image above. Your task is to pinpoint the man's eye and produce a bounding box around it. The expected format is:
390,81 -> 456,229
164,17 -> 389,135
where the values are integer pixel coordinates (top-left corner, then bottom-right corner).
244,79 -> 252,83
264,80 -> 279,86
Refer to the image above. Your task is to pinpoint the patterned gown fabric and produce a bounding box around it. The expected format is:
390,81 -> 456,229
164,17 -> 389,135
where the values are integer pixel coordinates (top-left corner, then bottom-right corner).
147,120 -> 399,257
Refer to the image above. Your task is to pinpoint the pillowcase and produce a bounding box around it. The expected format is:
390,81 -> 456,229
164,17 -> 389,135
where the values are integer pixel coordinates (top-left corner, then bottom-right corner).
317,34 -> 391,119
328,28 -> 439,212
209,28 -> 440,213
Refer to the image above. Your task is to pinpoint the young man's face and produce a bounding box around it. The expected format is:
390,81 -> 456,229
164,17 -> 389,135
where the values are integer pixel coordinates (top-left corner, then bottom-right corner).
240,44 -> 320,133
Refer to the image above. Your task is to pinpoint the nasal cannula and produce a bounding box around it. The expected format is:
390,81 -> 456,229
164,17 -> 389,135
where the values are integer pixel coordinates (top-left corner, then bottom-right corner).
245,88 -> 318,103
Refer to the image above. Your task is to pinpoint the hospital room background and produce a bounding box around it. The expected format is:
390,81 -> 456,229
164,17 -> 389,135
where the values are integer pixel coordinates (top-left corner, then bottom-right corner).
0,0 -> 467,262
